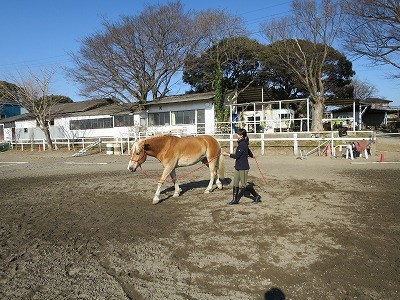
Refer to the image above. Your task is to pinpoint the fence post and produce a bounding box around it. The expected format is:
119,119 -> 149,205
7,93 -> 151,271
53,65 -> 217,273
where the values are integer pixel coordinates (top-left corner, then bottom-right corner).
261,133 -> 265,155
293,133 -> 299,156
42,139 -> 46,151
67,139 -> 70,151
230,134 -> 234,153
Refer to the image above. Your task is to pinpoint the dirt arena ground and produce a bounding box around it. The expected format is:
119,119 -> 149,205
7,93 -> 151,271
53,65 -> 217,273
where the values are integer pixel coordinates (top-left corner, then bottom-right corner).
1,136 -> 399,299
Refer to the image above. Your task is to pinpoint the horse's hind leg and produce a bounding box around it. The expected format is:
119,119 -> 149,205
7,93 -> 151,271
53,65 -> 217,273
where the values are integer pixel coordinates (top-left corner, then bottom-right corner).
215,174 -> 223,190
170,169 -> 182,197
214,156 -> 223,190
205,161 -> 217,193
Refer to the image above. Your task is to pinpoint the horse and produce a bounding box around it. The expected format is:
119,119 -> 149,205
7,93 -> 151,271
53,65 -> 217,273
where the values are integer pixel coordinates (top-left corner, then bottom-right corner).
127,135 -> 225,204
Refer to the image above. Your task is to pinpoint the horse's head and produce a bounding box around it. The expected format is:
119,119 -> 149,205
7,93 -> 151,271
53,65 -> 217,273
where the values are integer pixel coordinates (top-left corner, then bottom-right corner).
127,141 -> 147,172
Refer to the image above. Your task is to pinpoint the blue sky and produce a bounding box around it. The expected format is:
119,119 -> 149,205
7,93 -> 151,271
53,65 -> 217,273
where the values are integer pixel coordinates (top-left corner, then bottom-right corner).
1,0 -> 399,105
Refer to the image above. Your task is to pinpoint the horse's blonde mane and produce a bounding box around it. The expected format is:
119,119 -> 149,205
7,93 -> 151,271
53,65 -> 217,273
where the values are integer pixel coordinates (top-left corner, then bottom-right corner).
132,140 -> 143,154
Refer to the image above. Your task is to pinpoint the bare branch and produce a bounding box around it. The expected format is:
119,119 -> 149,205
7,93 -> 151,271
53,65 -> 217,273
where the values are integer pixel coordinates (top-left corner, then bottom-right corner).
351,77 -> 378,100
342,0 -> 400,77
67,2 -> 200,104
260,0 -> 346,131
0,68 -> 58,149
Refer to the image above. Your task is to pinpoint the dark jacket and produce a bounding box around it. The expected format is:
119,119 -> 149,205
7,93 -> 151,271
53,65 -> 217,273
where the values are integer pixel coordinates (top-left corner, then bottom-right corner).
230,138 -> 253,170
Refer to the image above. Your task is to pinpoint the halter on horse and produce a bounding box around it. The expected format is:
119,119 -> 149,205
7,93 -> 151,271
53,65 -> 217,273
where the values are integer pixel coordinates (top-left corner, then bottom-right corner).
128,135 -> 224,204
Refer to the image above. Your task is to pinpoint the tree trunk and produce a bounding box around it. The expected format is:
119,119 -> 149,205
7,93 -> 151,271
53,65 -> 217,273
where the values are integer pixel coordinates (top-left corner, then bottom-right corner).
39,122 -> 54,150
213,64 -> 226,124
311,100 -> 325,132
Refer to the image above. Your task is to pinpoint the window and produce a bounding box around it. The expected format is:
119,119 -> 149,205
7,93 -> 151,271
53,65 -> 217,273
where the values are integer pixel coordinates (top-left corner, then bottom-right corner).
197,109 -> 205,134
114,115 -> 135,127
279,113 -> 291,119
197,109 -> 205,123
70,117 -> 113,130
148,112 -> 170,126
4,122 -> 15,128
172,110 -> 195,125
174,111 -> 184,124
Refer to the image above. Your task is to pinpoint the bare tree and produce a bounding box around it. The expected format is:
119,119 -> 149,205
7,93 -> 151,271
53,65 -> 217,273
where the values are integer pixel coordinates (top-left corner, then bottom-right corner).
1,81 -> 18,120
261,0 -> 345,131
342,0 -> 400,77
351,77 -> 378,100
193,9 -> 247,54
0,69 -> 58,149
187,10 -> 249,124
67,1 -> 200,105
0,101 -> 4,118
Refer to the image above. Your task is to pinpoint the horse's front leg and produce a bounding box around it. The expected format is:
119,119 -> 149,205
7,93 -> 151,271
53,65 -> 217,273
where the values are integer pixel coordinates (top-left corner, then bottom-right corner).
153,165 -> 174,204
170,169 -> 182,197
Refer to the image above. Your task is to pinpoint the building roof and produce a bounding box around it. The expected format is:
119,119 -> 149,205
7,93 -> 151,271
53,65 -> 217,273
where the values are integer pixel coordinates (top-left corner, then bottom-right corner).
330,105 -> 398,113
0,98 -> 139,124
0,112 -> 32,123
64,103 -> 138,117
51,98 -> 116,115
0,100 -> 21,106
145,91 -> 215,106
234,87 -> 270,104
363,97 -> 392,104
229,86 -> 396,107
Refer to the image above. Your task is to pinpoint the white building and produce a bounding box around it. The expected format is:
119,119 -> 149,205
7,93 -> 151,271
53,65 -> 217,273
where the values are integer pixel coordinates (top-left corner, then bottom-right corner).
144,91 -> 215,135
0,92 -> 217,142
0,98 -> 139,141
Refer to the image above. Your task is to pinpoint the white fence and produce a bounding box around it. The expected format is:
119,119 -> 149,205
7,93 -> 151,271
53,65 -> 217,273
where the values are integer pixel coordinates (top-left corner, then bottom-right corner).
217,130 -> 374,156
7,130 -> 375,158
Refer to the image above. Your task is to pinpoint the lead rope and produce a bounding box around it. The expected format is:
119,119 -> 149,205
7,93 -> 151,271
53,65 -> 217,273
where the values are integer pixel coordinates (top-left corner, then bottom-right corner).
252,156 -> 267,186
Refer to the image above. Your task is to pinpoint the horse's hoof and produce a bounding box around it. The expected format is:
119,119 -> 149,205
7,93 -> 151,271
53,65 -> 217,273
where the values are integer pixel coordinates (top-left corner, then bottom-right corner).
216,184 -> 223,190
152,197 -> 160,204
173,188 -> 182,197
204,189 -> 211,194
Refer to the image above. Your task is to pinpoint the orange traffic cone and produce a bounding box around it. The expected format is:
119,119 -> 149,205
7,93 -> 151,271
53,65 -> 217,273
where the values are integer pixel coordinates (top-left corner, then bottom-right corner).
380,153 -> 384,163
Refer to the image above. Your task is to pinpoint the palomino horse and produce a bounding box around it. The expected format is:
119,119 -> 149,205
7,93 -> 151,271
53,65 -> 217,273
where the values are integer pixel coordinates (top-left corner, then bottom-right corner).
128,135 -> 224,204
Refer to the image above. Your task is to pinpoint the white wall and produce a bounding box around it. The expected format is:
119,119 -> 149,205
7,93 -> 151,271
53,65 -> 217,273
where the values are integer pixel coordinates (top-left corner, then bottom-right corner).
146,100 -> 214,134
7,115 -> 138,141
3,127 -> 11,140
56,115 -> 142,139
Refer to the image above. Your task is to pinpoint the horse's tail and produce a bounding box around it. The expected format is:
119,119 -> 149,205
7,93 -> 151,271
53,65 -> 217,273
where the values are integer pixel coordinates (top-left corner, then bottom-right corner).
218,151 -> 225,179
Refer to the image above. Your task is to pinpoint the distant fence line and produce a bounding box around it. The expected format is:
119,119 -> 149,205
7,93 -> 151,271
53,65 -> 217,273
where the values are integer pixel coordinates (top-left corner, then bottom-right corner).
7,130 -> 376,157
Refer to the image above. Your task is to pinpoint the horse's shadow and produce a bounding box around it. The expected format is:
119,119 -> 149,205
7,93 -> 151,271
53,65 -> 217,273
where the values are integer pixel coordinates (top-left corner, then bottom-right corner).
159,178 -> 232,201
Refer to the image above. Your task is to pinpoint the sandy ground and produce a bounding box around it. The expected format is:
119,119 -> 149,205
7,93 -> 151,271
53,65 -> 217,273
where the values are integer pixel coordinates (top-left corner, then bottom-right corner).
0,136 -> 399,299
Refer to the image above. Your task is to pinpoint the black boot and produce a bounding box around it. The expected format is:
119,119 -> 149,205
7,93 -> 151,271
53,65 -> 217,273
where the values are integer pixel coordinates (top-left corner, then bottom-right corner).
228,186 -> 241,205
246,185 -> 261,203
